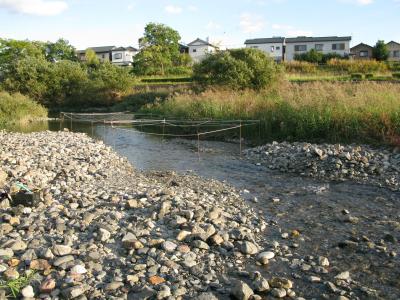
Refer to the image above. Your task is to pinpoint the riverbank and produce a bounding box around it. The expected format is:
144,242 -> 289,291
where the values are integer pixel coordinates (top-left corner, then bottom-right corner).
1,131 -> 399,299
141,82 -> 400,145
0,91 -> 47,128
245,141 -> 400,190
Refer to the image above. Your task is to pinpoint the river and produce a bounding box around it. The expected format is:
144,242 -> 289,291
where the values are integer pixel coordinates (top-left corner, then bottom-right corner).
8,120 -> 400,299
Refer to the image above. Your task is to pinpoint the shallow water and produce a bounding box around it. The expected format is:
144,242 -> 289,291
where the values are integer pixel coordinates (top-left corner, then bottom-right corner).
9,121 -> 400,299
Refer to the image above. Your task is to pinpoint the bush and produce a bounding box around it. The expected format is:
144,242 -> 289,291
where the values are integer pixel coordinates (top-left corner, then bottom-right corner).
194,48 -> 283,90
393,73 -> 400,79
283,61 -> 317,74
0,91 -> 47,126
327,59 -> 387,74
351,73 -> 363,80
365,73 -> 374,79
294,49 -> 347,64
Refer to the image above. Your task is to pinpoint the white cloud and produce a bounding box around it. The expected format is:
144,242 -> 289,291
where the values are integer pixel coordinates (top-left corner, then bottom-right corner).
127,3 -> 135,11
165,4 -> 182,14
339,0 -> 374,5
272,23 -> 313,37
0,0 -> 68,16
205,21 -> 221,31
239,13 -> 266,33
187,5 -> 198,12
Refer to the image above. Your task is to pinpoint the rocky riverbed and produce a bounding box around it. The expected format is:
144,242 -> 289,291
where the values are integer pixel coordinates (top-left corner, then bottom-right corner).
1,131 -> 399,300
244,142 -> 400,190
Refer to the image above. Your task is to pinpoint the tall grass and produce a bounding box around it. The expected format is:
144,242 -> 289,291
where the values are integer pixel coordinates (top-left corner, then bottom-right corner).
141,82 -> 400,145
0,91 -> 47,127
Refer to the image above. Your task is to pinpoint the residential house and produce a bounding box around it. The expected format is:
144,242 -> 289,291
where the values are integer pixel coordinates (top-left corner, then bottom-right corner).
187,38 -> 219,62
350,43 -> 373,60
111,47 -> 138,66
387,41 -> 400,62
179,43 -> 189,54
244,37 -> 285,62
77,46 -> 116,63
285,36 -> 351,61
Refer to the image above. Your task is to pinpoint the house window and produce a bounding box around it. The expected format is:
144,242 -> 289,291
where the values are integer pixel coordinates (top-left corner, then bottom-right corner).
359,51 -> 368,57
114,53 -> 122,60
193,49 -> 197,53
251,46 -> 259,49
332,43 -> 345,50
294,45 -> 307,52
270,46 -> 275,52
393,50 -> 400,58
101,54 -> 105,59
276,46 -> 281,50
315,44 -> 324,51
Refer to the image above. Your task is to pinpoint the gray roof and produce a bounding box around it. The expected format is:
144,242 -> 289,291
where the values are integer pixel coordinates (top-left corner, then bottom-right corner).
76,46 -> 116,54
112,46 -> 138,51
187,38 -> 218,48
245,37 -> 285,44
286,36 -> 351,43
387,41 -> 400,46
350,43 -> 373,51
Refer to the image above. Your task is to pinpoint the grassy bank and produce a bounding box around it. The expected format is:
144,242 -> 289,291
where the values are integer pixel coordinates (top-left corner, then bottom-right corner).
0,91 -> 47,127
140,82 -> 400,145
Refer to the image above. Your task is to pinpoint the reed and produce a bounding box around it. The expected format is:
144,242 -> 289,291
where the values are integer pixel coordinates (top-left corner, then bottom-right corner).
141,82 -> 400,145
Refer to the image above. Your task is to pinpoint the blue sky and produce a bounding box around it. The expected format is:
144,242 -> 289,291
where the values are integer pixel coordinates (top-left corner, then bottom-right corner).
0,0 -> 399,49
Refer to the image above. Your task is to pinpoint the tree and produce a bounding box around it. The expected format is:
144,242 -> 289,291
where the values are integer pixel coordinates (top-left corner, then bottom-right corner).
133,23 -> 181,75
194,48 -> 282,90
85,49 -> 100,66
46,38 -> 77,62
372,40 -> 389,61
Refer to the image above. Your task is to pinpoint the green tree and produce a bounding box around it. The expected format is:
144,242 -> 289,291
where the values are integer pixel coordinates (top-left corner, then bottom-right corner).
46,38 -> 77,62
85,49 -> 100,66
372,40 -> 389,61
133,23 -> 181,75
194,48 -> 282,90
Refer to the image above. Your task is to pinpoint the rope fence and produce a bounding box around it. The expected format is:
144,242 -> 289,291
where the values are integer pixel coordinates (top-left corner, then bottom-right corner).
59,112 -> 261,157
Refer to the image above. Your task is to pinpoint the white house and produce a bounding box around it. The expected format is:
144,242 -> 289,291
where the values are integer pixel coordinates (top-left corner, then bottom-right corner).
77,46 -> 116,63
285,36 -> 351,61
187,38 -> 219,62
244,37 -> 285,62
111,47 -> 138,66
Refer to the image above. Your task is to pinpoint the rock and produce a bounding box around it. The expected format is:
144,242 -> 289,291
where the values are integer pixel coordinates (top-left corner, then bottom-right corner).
52,245 -> 72,256
53,255 -> 74,267
105,281 -> 124,291
257,251 -> 275,264
335,271 -> 350,280
239,241 -> 259,255
195,292 -> 219,300
0,248 -> 14,259
70,265 -> 87,274
318,256 -> 329,267
98,228 -> 111,242
209,234 -> 224,245
192,240 -> 210,250
162,241 -> 177,252
128,286 -> 156,300
271,288 -> 287,298
148,275 -> 165,285
253,272 -> 270,292
4,268 -> 19,280
231,280 -> 254,300
62,285 -> 85,299
269,277 -> 293,289
158,201 -> 171,219
122,233 -> 143,249
8,240 -> 27,251
176,230 -> 191,241
21,285 -> 34,298
30,259 -> 51,271
40,278 -> 56,293
156,285 -> 171,299
0,169 -> 7,186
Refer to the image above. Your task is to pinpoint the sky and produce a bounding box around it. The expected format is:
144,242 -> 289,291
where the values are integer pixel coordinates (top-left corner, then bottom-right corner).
0,0 -> 399,50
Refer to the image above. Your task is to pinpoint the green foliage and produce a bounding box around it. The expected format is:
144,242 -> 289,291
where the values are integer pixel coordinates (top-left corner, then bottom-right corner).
45,38 -> 77,62
327,59 -> 387,74
393,72 -> 400,79
85,49 -> 100,66
294,49 -> 346,64
283,61 -> 318,73
133,23 -> 187,75
193,48 -> 282,90
365,73 -> 374,79
0,91 -> 47,126
372,40 -> 389,61
351,73 -> 363,80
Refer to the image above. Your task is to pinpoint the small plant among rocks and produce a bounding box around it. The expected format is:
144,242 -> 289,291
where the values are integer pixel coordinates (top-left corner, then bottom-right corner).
0,271 -> 36,298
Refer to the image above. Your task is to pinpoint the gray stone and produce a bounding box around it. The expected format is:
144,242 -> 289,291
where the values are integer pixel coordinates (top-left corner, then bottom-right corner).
231,280 -> 254,300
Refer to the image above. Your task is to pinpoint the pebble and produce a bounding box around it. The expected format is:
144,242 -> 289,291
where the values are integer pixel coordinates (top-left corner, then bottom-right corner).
21,285 -> 35,298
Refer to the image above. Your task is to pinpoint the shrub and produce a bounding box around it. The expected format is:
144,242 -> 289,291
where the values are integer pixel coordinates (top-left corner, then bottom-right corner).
194,48 -> 283,90
327,59 -> 387,74
283,61 -> 317,74
351,73 -> 363,80
365,73 -> 374,79
294,49 -> 347,64
0,91 -> 47,126
393,73 -> 400,79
